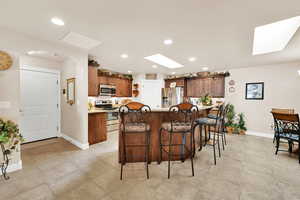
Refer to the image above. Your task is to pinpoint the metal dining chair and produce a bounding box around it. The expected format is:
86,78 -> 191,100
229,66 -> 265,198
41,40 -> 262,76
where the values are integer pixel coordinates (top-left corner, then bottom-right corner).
271,108 -> 295,143
272,112 -> 300,164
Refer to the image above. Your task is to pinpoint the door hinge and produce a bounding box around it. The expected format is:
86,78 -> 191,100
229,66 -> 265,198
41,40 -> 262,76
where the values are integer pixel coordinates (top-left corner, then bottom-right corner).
57,104 -> 59,108
56,80 -> 58,84
57,126 -> 59,131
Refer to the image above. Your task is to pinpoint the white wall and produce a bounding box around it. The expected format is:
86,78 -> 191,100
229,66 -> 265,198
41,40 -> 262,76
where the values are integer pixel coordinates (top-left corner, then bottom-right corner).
133,73 -> 165,108
61,57 -> 88,147
0,50 -> 21,168
0,28 -> 89,171
20,55 -> 62,70
225,62 -> 300,134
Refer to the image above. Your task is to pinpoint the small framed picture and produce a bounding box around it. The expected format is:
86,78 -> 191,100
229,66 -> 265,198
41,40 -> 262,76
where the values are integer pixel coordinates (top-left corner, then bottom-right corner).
245,82 -> 264,100
67,78 -> 75,105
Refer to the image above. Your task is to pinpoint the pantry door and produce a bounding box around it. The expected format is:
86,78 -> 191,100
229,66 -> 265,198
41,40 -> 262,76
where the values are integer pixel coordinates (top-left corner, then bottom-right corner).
20,67 -> 60,143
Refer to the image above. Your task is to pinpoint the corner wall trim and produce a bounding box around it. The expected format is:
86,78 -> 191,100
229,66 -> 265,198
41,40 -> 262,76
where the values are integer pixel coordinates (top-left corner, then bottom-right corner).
60,133 -> 89,150
0,160 -> 23,175
246,130 -> 273,139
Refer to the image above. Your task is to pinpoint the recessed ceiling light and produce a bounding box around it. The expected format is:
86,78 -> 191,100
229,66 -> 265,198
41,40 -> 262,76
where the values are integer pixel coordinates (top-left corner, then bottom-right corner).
164,39 -> 173,45
253,16 -> 300,55
144,54 -> 184,69
127,70 -> 132,74
27,50 -> 48,55
51,17 -> 65,26
202,67 -> 209,71
188,57 -> 196,62
121,54 -> 128,58
171,72 -> 176,75
298,70 -> 300,76
152,65 -> 158,68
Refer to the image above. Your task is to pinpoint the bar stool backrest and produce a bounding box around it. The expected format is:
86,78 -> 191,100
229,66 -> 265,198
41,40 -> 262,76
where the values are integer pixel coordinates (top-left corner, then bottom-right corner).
119,102 -> 151,124
271,108 -> 295,114
272,112 -> 300,136
169,103 -> 199,125
215,104 -> 225,131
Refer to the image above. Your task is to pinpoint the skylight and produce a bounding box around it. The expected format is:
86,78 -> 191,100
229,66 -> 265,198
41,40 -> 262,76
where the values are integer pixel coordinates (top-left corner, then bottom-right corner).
144,54 -> 184,69
253,16 -> 300,55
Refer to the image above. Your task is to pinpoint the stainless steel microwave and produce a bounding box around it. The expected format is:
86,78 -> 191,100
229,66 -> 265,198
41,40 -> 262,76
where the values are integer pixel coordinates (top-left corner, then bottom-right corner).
99,84 -> 116,96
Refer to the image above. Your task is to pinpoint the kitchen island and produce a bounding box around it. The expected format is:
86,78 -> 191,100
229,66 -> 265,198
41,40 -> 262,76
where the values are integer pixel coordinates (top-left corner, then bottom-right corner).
119,105 -> 215,163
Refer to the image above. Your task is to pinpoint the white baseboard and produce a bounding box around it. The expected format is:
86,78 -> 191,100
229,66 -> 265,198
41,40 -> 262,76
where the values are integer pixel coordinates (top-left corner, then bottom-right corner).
246,130 -> 273,139
0,160 -> 22,174
60,133 -> 89,150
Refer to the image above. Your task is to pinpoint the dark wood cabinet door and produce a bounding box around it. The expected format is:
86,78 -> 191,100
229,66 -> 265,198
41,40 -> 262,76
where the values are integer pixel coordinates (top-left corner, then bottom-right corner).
187,78 -> 199,97
165,78 -> 185,88
88,66 -> 98,96
210,77 -> 225,97
203,78 -> 212,95
98,76 -> 109,85
88,113 -> 107,145
186,76 -> 224,97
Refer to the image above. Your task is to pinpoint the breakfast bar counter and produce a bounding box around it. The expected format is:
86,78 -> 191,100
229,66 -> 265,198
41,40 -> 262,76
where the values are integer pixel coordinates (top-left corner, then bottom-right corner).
119,105 -> 215,163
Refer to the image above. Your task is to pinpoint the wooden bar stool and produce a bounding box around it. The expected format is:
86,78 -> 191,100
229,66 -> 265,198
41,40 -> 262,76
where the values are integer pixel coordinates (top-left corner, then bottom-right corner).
158,103 -> 198,178
119,102 -> 151,180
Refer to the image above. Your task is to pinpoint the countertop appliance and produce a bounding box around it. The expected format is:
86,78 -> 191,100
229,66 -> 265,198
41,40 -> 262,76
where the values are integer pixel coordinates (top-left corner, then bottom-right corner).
99,84 -> 116,96
95,100 -> 114,110
162,87 -> 184,108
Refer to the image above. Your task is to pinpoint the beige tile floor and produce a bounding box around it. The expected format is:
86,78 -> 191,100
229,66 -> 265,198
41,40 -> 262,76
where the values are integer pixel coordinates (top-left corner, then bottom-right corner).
1,133 -> 300,200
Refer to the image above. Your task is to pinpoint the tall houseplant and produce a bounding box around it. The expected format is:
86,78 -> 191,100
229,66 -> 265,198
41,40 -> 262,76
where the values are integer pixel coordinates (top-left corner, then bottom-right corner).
237,113 -> 247,135
225,104 -> 235,134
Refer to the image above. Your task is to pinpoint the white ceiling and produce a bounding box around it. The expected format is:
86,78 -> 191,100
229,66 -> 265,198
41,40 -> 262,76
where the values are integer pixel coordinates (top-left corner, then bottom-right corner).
1,0 -> 300,74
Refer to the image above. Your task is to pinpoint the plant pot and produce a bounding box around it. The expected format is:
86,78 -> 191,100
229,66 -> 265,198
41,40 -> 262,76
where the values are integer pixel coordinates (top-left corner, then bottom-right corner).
226,127 -> 234,134
239,130 -> 246,135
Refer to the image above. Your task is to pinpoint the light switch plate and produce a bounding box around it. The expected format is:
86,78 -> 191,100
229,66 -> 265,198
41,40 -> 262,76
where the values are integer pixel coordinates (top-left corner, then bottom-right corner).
0,101 -> 11,109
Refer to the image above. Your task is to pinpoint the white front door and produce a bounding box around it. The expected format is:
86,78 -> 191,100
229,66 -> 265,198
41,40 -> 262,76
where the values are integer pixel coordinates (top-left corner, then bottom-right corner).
20,68 -> 59,143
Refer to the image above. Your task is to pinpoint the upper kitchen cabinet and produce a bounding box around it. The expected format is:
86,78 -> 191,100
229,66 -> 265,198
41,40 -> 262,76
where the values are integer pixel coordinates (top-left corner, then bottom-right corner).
88,66 -> 99,96
98,76 -> 132,97
210,76 -> 225,97
186,76 -> 225,97
115,78 -> 132,97
165,78 -> 185,88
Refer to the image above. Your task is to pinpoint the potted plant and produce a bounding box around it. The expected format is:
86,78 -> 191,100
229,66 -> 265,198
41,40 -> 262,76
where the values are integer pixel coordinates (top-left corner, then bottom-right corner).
0,118 -> 24,179
225,104 -> 235,134
200,94 -> 212,106
237,113 -> 247,135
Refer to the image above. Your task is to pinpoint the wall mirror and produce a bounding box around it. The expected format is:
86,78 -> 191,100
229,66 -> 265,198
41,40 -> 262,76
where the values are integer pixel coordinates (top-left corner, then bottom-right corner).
67,78 -> 75,105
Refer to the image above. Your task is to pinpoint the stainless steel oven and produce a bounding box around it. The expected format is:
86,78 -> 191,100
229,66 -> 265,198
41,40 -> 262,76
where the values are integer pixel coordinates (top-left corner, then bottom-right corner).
99,84 -> 116,96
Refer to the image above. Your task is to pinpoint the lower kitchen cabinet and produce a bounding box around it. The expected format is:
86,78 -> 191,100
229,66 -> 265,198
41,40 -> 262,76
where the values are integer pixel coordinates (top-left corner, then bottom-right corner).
88,113 -> 107,145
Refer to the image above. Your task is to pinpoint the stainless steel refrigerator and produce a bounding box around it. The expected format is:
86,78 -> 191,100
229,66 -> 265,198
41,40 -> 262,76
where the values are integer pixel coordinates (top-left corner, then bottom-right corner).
161,87 -> 184,108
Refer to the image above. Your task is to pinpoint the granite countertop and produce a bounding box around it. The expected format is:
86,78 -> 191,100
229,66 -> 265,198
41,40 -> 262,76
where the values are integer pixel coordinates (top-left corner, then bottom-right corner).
88,104 -> 216,114
88,108 -> 119,114
151,105 -> 216,112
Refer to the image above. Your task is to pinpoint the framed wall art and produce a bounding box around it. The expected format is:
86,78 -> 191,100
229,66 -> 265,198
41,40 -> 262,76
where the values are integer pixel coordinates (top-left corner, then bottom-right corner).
245,82 -> 264,100
67,78 -> 75,105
